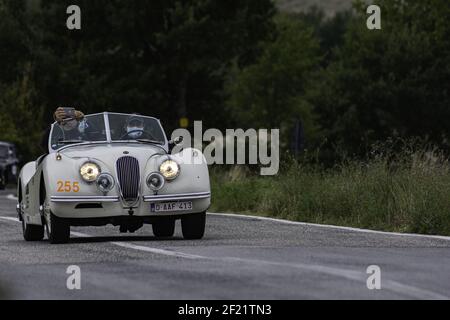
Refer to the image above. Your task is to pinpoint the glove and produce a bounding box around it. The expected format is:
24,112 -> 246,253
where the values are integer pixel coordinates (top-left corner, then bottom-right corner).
74,110 -> 85,121
53,107 -> 66,123
53,107 -> 85,123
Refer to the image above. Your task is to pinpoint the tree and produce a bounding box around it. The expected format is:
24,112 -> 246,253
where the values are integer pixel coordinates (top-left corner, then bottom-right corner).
0,68 -> 43,160
225,14 -> 321,149
304,0 -> 450,156
32,0 -> 275,132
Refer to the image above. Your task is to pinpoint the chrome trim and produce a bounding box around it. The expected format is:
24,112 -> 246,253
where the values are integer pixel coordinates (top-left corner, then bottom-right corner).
143,192 -> 211,202
104,112 -> 112,143
146,172 -> 165,191
51,196 -> 120,203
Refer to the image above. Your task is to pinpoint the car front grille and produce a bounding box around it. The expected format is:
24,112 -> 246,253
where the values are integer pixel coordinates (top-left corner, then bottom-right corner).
116,156 -> 140,204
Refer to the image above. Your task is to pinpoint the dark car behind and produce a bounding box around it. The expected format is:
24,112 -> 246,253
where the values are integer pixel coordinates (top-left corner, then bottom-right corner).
0,142 -> 19,190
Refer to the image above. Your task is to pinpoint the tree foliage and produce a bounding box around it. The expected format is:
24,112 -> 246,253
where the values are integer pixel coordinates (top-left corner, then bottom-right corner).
225,15 -> 321,147
33,0 -> 275,131
0,0 -> 449,164
305,0 -> 450,155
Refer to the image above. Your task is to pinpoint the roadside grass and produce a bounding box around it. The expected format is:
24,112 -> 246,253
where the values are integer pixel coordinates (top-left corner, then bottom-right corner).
210,144 -> 450,236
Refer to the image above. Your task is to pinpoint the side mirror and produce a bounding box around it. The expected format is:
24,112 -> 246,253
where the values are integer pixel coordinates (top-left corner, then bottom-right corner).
169,136 -> 184,153
173,136 -> 183,145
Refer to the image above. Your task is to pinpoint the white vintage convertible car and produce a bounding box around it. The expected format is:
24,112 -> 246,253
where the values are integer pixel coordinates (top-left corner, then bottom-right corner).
17,112 -> 211,244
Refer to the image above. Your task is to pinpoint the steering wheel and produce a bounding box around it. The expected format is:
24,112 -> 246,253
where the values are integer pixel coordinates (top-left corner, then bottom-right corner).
120,129 -> 145,140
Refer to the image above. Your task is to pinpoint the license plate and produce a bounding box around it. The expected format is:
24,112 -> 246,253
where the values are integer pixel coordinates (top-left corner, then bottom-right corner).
151,201 -> 193,213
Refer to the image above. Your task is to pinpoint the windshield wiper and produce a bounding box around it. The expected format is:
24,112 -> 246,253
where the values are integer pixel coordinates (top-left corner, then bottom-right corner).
135,139 -> 164,145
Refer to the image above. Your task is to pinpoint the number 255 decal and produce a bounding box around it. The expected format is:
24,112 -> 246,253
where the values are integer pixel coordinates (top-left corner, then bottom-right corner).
57,181 -> 80,193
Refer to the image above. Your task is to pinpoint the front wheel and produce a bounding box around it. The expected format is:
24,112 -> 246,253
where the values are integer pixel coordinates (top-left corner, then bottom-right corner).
181,212 -> 206,240
152,218 -> 175,237
46,212 -> 70,244
22,214 -> 44,241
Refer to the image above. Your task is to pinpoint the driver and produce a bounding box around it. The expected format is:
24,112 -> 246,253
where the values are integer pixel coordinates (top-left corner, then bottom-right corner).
125,115 -> 145,139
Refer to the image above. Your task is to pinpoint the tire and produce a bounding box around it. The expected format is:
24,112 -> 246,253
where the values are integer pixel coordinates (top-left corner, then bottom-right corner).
22,216 -> 45,241
152,218 -> 175,237
181,212 -> 206,240
47,212 -> 70,244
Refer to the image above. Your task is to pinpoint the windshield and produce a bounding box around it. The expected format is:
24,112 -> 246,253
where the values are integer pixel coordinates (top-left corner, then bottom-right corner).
108,113 -> 165,143
50,114 -> 107,150
50,113 -> 166,150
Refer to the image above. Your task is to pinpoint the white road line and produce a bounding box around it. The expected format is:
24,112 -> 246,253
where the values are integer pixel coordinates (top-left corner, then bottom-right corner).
0,216 -> 19,222
70,231 -> 204,259
6,194 -> 18,201
209,213 -> 450,242
0,215 -> 447,299
0,218 -> 204,260
222,257 -> 448,300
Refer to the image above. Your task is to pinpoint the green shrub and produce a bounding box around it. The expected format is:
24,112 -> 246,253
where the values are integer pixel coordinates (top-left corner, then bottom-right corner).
210,143 -> 450,236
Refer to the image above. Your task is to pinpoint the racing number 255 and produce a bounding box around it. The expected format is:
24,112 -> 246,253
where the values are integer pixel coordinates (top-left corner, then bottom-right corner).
57,181 -> 80,193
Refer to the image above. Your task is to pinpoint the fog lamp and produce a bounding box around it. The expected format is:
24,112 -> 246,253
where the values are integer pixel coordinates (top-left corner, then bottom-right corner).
147,172 -> 165,191
96,173 -> 115,193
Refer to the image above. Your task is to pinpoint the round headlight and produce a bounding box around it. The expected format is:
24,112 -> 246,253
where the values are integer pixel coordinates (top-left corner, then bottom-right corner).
159,159 -> 180,181
146,172 -> 165,191
96,173 -> 115,193
80,162 -> 100,182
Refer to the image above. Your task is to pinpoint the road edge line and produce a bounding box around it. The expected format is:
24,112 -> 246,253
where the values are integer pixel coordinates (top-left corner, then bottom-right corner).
208,212 -> 450,241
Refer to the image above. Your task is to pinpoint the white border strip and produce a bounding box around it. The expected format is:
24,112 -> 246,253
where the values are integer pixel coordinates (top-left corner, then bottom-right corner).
208,212 -> 450,241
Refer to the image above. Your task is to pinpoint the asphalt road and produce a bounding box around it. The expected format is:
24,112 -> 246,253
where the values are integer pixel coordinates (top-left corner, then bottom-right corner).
0,189 -> 449,300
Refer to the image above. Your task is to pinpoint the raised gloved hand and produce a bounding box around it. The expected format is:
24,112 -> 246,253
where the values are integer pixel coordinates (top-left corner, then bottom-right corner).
53,107 -> 85,123
74,110 -> 85,121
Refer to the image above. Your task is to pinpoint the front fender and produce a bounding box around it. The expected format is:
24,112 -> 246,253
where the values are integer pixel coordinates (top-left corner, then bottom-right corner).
18,161 -> 36,188
41,153 -> 118,198
144,148 -> 210,195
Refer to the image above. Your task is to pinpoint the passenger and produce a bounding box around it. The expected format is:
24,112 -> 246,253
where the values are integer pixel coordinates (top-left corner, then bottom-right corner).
41,107 -> 85,152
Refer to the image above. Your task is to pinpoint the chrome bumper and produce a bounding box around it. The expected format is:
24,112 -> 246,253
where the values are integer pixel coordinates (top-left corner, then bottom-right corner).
51,196 -> 120,203
50,192 -> 211,203
143,192 -> 211,202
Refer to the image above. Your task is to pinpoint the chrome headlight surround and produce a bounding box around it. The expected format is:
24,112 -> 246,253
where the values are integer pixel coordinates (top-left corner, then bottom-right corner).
80,162 -> 101,183
146,172 -> 165,191
96,173 -> 115,193
159,159 -> 180,181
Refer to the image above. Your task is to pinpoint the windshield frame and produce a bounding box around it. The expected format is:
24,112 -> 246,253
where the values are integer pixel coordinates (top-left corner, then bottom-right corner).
48,112 -> 169,153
